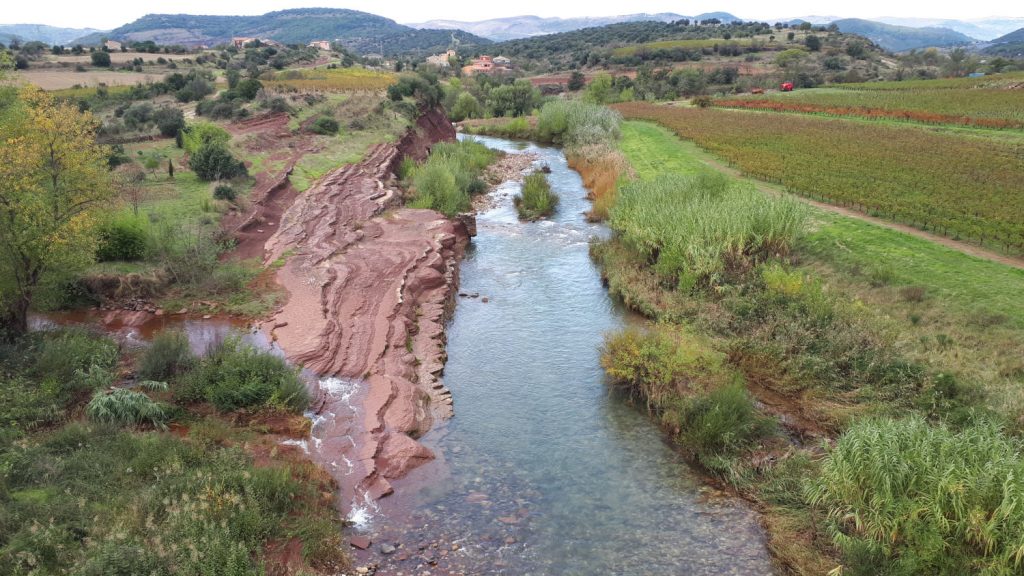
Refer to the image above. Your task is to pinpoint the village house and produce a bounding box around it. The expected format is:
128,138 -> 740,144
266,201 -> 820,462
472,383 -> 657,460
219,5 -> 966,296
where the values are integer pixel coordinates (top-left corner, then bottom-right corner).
462,54 -> 512,76
425,49 -> 457,68
308,40 -> 332,51
103,40 -> 122,51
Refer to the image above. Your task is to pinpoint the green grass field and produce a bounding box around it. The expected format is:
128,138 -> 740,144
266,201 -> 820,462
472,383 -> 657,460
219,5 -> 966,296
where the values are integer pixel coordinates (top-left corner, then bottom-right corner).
618,120 -> 1024,327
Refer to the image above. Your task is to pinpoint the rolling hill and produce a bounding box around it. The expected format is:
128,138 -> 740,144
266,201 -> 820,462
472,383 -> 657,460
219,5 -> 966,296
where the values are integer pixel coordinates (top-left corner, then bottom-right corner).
875,17 -> 1024,41
832,18 -> 974,51
408,12 -> 742,41
72,8 -> 490,55
984,27 -> 1024,56
0,24 -> 104,45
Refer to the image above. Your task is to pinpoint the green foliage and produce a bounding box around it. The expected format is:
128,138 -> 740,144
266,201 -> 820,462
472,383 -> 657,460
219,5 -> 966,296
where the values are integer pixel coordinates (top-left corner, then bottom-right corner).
153,106 -> 185,138
309,116 -> 339,135
450,91 -> 483,122
189,143 -> 248,182
609,172 -> 807,289
181,122 -> 231,155
213,184 -> 237,201
86,388 -> 169,429
387,72 -> 441,106
536,99 -> 621,149
0,421 -> 339,574
175,337 -> 308,413
406,139 -> 496,217
89,51 -> 110,67
486,79 -> 538,117
674,382 -> 775,474
96,214 -> 150,262
809,418 -> 1024,575
514,171 -> 558,221
137,330 -> 196,382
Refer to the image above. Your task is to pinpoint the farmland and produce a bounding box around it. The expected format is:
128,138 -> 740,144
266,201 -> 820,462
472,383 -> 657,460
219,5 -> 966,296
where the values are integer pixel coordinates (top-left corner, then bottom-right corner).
14,69 -> 163,89
715,74 -> 1024,128
263,67 -> 396,92
613,102 -> 1024,253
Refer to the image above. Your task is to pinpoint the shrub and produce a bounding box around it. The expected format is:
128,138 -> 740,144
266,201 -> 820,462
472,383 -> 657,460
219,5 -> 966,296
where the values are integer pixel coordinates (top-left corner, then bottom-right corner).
609,172 -> 807,289
96,215 -> 149,261
86,388 -> 169,429
674,382 -> 774,473
410,162 -> 464,215
406,139 -> 496,217
536,99 -> 621,149
181,122 -> 231,154
90,51 -> 111,67
309,116 -> 339,135
30,329 -> 119,393
189,143 -> 248,181
450,92 -> 483,122
514,171 -> 558,220
213,184 -> 237,201
153,106 -> 186,137
137,330 -> 196,381
808,418 -> 1024,575
176,337 -> 309,412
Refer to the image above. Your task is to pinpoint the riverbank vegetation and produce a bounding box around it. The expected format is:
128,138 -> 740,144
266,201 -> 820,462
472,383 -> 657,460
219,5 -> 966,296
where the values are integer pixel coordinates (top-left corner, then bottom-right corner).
403,139 -> 497,217
594,119 -> 1024,574
0,327 -> 347,573
514,171 -> 558,221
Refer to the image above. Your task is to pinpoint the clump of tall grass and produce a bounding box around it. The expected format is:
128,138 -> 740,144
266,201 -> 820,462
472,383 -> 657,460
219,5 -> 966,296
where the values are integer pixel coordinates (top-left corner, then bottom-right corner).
568,145 -> 630,221
514,171 -> 558,220
175,336 -> 309,413
536,100 -> 622,150
406,139 -> 496,217
86,387 -> 169,429
808,417 -> 1024,575
609,172 -> 807,289
137,329 -> 196,381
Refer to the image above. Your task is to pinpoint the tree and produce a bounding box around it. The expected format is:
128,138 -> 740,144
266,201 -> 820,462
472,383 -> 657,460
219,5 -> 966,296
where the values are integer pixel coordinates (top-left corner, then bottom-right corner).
188,143 -> 247,181
567,71 -> 586,91
115,163 -> 146,215
585,73 -> 615,104
804,35 -> 822,51
0,88 -> 112,339
450,92 -> 482,122
90,51 -> 111,67
486,80 -> 538,117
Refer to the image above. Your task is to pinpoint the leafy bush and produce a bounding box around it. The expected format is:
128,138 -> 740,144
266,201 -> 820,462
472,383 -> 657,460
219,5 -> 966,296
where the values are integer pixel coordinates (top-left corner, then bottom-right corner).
189,143 -> 248,181
86,388 -> 169,429
514,171 -> 558,220
29,329 -> 119,392
96,215 -> 150,261
181,122 -> 231,155
609,172 -> 807,289
153,106 -> 185,137
450,91 -> 483,122
137,330 -> 196,381
214,184 -> 237,201
406,139 -> 496,217
808,417 -> 1024,575
90,51 -> 111,67
674,382 -> 774,473
537,99 -> 622,149
176,337 -> 309,412
309,116 -> 339,135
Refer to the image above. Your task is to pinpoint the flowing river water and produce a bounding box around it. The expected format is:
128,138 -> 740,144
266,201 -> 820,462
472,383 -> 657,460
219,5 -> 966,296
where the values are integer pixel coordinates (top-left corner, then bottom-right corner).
356,135 -> 775,575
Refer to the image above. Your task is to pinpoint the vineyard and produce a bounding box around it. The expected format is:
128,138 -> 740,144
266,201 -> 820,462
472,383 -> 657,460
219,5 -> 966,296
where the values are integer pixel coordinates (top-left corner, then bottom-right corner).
715,76 -> 1024,129
612,38 -> 758,57
262,68 -> 396,92
613,102 -> 1024,253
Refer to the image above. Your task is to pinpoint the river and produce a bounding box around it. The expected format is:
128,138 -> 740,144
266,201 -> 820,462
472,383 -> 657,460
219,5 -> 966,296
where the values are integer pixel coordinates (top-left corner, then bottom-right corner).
358,135 -> 774,575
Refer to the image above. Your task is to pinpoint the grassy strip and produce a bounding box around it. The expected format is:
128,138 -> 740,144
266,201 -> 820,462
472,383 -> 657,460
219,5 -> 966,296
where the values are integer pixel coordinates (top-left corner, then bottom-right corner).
404,139 -> 497,216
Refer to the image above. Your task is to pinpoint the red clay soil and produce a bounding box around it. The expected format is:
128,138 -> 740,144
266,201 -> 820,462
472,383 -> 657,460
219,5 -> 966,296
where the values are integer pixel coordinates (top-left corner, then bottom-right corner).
261,107 -> 469,508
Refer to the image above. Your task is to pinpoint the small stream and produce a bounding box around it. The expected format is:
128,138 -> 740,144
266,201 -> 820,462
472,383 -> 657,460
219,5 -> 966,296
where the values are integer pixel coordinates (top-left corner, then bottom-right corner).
362,135 -> 774,574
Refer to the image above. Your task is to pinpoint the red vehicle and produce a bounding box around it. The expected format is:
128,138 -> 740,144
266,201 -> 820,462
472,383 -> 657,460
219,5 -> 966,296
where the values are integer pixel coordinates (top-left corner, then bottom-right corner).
780,82 -> 794,92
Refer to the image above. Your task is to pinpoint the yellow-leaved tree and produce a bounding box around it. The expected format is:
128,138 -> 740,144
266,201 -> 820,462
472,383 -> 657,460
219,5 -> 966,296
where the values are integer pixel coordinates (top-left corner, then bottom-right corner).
0,87 -> 112,339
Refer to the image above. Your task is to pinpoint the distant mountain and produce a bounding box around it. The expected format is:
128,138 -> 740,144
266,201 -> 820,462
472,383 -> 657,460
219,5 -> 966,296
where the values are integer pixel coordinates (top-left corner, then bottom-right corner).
407,12 -> 742,42
984,27 -> 1024,56
832,18 -> 974,52
72,8 -> 490,55
875,17 -> 1024,42
0,24 -> 104,45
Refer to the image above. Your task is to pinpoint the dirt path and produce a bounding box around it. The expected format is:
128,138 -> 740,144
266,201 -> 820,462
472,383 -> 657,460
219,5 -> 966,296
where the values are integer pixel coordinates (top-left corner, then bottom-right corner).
695,150 -> 1024,271
259,108 -> 469,510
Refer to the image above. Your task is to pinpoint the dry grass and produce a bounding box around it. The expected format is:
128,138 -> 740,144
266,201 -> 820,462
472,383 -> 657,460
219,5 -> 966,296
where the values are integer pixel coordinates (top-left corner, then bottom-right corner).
14,69 -> 161,90
568,145 -> 630,221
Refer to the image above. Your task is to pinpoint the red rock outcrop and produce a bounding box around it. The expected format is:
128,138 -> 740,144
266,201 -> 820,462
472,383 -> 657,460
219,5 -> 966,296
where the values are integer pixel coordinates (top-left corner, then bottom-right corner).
262,106 -> 466,508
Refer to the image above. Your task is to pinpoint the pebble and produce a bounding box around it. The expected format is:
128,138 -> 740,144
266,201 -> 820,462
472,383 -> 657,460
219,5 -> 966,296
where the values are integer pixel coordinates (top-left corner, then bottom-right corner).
381,544 -> 397,555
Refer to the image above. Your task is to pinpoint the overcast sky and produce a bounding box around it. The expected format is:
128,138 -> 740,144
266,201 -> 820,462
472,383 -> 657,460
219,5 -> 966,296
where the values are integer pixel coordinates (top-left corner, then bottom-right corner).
5,0 -> 1022,30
